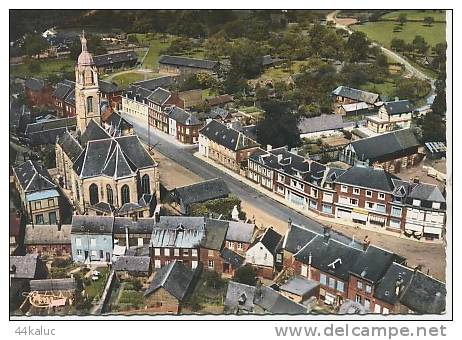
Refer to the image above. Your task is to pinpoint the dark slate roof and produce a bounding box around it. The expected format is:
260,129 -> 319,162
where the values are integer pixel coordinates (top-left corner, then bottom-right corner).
115,135 -> 156,168
147,87 -> 171,105
53,80 -> 74,100
259,228 -> 284,255
207,107 -> 232,120
25,117 -> 76,135
57,131 -> 83,162
382,100 -> 414,115
224,281 -> 256,313
151,216 -> 205,249
102,144 -> 137,179
254,285 -> 307,314
10,254 -> 40,279
113,217 -> 155,235
332,86 -> 379,104
30,278 -> 76,292
199,119 -> 259,151
144,260 -> 195,301
24,224 -> 71,245
349,245 -> 397,283
25,78 -> 45,91
350,129 -> 420,162
205,94 -> 234,107
262,54 -> 284,67
173,178 -> 230,206
13,160 -> 56,193
71,215 -> 114,234
103,111 -> 133,136
90,201 -> 116,214
294,236 -> 362,281
373,262 -> 414,306
133,76 -> 178,91
298,114 -> 344,134
203,219 -> 229,250
226,221 -> 255,243
99,80 -> 120,94
159,55 -> 218,70
113,256 -> 151,272
283,224 -> 317,254
221,248 -> 245,268
64,89 -> 75,105
80,119 -> 111,145
400,271 -> 446,314
124,85 -> 153,102
93,51 -> 138,67
279,276 -> 320,296
336,166 -> 400,192
167,106 -> 201,126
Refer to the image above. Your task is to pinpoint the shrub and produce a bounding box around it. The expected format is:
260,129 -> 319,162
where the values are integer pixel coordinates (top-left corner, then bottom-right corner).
51,257 -> 72,268
203,270 -> 225,289
233,265 -> 257,286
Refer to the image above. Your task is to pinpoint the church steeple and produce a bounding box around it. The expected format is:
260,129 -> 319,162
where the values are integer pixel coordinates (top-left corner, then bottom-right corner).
75,30 -> 101,134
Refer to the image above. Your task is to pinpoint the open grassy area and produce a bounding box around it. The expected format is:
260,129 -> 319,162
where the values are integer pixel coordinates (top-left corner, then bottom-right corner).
109,72 -> 148,88
380,10 -> 446,22
10,58 -> 74,79
84,267 -> 109,301
261,60 -> 309,82
360,80 -> 397,99
351,21 -> 446,48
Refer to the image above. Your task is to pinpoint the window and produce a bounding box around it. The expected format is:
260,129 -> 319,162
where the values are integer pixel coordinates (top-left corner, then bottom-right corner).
77,249 -> 82,256
154,260 -> 161,268
91,250 -> 97,257
376,203 -> 386,213
192,260 -> 198,269
76,238 -> 82,247
353,188 -> 360,195
164,248 -> 170,256
389,218 -> 401,229
413,199 -> 421,207
337,281 -> 344,292
237,242 -> 243,250
378,193 -> 385,200
48,198 -> 55,207
355,294 -> 362,303
106,185 -> 113,205
35,214 -> 44,225
328,277 -> 336,289
121,185 -> 130,205
191,249 -> 198,257
183,249 -> 189,256
174,248 -> 180,256
350,198 -> 358,206
364,298 -> 371,309
365,285 -> 372,294
87,96 -> 93,113
137,238 -> 143,247
309,199 -> 317,209
366,202 -> 374,209
75,181 -> 80,201
90,238 -> 96,247
341,185 -> 348,193
366,190 -> 372,197
322,204 -> 333,214
391,206 -> 402,217
154,248 -> 160,256
320,274 -> 327,285
34,201 -> 42,210
99,250 -> 104,259
141,174 -> 150,194
49,211 -> 57,224
89,183 -> 99,205
208,260 -> 214,269
432,202 -> 441,209
382,307 -> 389,314
357,281 -> 363,290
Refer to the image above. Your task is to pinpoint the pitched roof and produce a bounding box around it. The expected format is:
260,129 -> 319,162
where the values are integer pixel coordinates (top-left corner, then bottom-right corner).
80,119 -> 111,145
98,80 -> 120,94
224,281 -> 256,313
25,116 -> 76,135
226,221 -> 255,243
10,254 -> 40,279
13,160 -> 56,193
167,106 -> 201,126
332,86 -> 379,104
93,51 -> 138,67
205,94 -> 234,107
30,278 -> 76,292
283,224 -> 317,254
147,87 -> 171,105
279,275 -> 320,296
133,76 -> 178,91
113,256 -> 151,272
53,80 -> 74,100
258,228 -> 284,255
25,78 -> 45,91
144,260 -> 195,301
350,128 -> 420,162
349,245 -> 398,283
101,144 -> 137,179
57,131 -> 83,162
203,219 -> 228,250
298,114 -> 344,134
336,166 -> 399,192
103,111 -> 133,136
173,178 -> 231,206
199,119 -> 259,151
382,100 -> 414,115
373,262 -> 414,305
71,215 -> 114,234
159,55 -> 218,70
254,285 -> 307,314
113,217 -> 155,234
221,248 -> 245,268
341,102 -> 370,112
124,85 -> 154,102
151,216 -> 205,248
24,225 -> 72,245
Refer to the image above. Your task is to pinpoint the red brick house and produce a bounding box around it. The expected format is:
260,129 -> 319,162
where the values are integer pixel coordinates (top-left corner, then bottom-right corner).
25,78 -> 53,108
147,87 -> 184,134
24,224 -> 72,257
52,80 -> 75,117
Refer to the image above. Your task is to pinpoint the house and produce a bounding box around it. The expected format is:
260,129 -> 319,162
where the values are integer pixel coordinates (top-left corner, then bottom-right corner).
245,227 -> 284,279
113,256 -> 152,278
113,217 -> 155,248
93,51 -> 138,73
338,102 -> 370,116
261,55 -> 284,68
101,110 -> 134,137
199,119 -> 260,173
220,248 -> 245,277
121,85 -> 153,125
225,221 -> 256,255
204,107 -> 233,123
171,178 -> 231,215
143,260 -> 199,314
10,211 -> 24,255
165,106 -> 203,144
25,78 -> 53,108
425,142 -> 446,160
158,55 -> 219,76
332,86 -> 379,114
339,129 -> 422,173
12,160 -> 62,226
205,94 -> 234,109
24,224 -> 72,257
298,114 -> 346,139
99,80 -> 123,110
52,80 -> 76,117
25,116 -> 76,146
279,275 -> 320,303
178,89 -> 203,108
224,281 -> 257,314
200,219 -> 229,273
147,87 -> 184,134
133,75 -> 179,91
30,278 -> 77,295
70,215 -> 114,263
366,100 -> 414,133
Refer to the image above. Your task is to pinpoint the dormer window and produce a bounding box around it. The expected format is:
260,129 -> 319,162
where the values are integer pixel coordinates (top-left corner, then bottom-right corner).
432,202 -> 441,209
341,185 -> 348,193
413,199 -> 421,207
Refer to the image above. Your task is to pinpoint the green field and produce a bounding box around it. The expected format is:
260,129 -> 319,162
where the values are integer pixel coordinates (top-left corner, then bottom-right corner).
360,81 -> 397,99
380,10 -> 446,22
10,58 -> 74,78
352,21 -> 446,48
109,72 -> 148,88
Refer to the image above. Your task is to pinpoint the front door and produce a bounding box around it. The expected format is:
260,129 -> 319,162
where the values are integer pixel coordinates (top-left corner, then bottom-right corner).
106,252 -> 111,262
84,250 -> 89,260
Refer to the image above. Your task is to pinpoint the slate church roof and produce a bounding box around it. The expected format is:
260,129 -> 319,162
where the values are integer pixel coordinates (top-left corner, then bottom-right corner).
13,160 -> 57,193
173,178 -> 230,206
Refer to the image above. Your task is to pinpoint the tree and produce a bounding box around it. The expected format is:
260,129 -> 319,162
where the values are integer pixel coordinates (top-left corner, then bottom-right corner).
233,265 -> 257,286
69,34 -> 107,60
229,39 -> 264,79
395,78 -> 431,102
21,34 -> 49,58
346,31 -> 369,62
255,86 -> 269,103
398,13 -> 407,25
422,112 -> 446,143
431,89 -> 446,115
423,16 -> 434,26
391,38 -> 406,52
203,270 -> 224,289
256,99 -> 300,149
412,35 -> 429,55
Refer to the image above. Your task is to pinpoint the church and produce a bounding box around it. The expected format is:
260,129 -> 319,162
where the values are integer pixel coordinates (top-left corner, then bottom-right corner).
55,32 -> 160,218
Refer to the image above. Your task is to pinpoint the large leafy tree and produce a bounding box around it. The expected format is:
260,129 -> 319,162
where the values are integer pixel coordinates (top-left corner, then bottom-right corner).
21,34 -> 49,58
346,31 -> 369,62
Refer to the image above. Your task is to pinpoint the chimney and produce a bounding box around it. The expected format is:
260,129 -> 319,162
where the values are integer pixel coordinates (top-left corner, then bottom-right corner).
395,276 -> 404,296
267,144 -> 272,152
363,235 -> 370,251
277,154 -> 283,162
413,177 -> 420,184
155,211 -> 160,223
287,218 -> 292,231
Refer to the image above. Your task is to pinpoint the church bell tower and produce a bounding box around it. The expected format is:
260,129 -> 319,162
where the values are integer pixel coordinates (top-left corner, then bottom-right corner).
75,31 -> 101,134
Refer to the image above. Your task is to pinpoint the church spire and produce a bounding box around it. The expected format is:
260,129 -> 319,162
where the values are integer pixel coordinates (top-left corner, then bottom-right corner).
81,30 -> 87,52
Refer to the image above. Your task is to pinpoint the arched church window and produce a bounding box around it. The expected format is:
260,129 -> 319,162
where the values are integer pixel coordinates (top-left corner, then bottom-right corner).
107,185 -> 114,205
87,96 -> 93,113
89,183 -> 99,205
121,185 -> 130,205
141,174 -> 150,195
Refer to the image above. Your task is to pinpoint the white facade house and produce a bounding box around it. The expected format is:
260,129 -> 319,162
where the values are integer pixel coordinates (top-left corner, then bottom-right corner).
245,241 -> 274,268
198,133 -> 210,157
168,116 -> 177,137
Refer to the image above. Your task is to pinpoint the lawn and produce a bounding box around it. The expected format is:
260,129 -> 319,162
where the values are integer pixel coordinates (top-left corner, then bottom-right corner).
360,81 -> 397,99
380,10 -> 446,22
109,72 -> 148,88
10,58 -> 74,78
351,21 -> 446,48
84,267 -> 109,301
